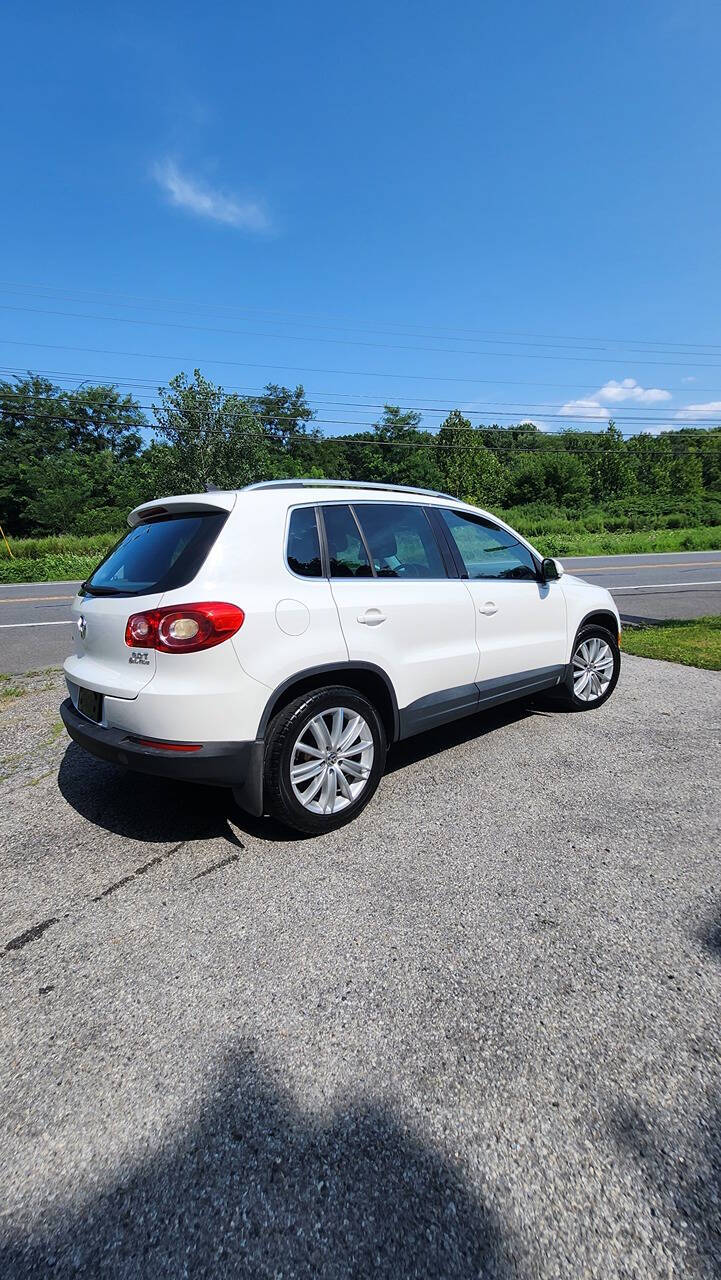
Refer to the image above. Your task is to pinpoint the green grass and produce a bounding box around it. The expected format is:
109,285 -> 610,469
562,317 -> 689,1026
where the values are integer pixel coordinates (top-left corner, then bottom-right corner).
622,616 -> 721,670
0,530 -> 120,583
518,525 -> 721,558
0,673 -> 23,703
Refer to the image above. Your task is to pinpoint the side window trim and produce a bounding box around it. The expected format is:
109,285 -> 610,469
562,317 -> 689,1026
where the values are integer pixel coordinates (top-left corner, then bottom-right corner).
347,505 -> 378,578
313,504 -> 330,577
425,506 -> 464,578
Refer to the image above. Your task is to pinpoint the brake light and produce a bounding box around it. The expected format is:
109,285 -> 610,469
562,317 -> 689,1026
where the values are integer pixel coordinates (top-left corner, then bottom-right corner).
125,602 -> 244,653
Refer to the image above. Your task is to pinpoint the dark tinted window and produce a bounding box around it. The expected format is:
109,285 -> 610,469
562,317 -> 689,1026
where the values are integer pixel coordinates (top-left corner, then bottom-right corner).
322,504 -> 372,577
440,509 -> 538,581
355,503 -> 447,578
286,507 -> 322,577
84,512 -> 227,596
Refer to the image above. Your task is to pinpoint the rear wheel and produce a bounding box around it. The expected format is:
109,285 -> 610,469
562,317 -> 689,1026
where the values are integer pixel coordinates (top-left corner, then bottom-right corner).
264,686 -> 387,834
559,624 -> 620,710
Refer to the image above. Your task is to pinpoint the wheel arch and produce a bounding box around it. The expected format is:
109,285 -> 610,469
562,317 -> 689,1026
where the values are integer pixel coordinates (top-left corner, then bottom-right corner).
257,662 -> 400,744
576,609 -> 620,643
568,609 -> 620,662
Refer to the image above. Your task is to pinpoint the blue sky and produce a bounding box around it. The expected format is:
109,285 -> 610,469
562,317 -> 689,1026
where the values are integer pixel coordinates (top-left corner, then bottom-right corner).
2,0 -> 721,437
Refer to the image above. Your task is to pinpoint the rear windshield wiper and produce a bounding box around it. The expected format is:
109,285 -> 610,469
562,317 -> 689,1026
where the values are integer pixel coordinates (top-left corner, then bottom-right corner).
80,582 -> 129,597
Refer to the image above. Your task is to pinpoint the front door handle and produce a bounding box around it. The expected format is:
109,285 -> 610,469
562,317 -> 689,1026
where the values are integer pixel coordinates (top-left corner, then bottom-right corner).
358,608 -> 387,626
479,602 -> 498,616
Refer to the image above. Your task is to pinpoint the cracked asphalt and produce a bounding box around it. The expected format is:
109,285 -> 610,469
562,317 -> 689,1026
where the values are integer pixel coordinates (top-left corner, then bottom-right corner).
1,657 -> 720,1278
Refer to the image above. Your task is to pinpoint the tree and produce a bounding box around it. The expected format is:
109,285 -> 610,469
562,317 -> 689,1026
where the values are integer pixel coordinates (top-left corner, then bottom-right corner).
437,410 -> 508,507
152,370 -> 274,493
0,375 -> 146,534
594,421 -> 636,501
247,384 -> 314,450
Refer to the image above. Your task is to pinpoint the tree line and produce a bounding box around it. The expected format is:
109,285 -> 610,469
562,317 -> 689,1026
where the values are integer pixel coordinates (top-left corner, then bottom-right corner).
1,371 -> 720,537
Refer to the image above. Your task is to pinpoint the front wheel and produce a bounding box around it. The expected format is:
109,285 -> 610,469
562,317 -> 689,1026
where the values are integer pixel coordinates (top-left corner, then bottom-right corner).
263,686 -> 387,834
559,625 -> 621,711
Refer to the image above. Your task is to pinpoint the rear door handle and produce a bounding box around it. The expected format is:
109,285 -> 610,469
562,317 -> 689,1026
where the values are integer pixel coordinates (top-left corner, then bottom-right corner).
479,602 -> 497,616
358,609 -> 387,626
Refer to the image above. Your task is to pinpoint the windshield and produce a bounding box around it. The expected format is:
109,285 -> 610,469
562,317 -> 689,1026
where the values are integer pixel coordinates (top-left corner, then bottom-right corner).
83,512 -> 227,597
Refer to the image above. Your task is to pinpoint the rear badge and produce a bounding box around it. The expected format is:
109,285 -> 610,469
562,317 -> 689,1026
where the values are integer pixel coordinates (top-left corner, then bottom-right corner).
129,651 -> 151,665
77,615 -> 87,640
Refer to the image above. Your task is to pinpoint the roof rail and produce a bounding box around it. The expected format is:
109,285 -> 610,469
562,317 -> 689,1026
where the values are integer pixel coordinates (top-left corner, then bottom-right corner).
243,478 -> 457,501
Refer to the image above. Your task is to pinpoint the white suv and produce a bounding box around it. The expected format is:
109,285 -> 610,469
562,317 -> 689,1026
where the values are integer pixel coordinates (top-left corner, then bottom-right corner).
61,480 -> 621,834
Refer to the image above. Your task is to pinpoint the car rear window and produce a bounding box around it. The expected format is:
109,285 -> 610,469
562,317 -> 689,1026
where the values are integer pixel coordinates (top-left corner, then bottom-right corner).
354,503 -> 447,578
83,512 -> 228,596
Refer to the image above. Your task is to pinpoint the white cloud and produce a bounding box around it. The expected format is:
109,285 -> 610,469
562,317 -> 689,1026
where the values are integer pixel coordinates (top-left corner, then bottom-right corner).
675,401 -> 721,421
152,159 -> 270,232
558,397 -> 611,421
558,377 -> 672,422
682,375 -> 697,383
596,378 -> 671,406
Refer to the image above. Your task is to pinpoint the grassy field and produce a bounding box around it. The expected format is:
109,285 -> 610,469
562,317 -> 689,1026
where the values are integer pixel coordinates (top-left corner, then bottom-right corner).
0,521 -> 720,584
623,617 -> 721,670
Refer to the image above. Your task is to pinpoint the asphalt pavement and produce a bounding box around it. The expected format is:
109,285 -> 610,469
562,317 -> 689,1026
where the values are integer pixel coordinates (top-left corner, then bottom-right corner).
1,659 -> 720,1277
1,550 -> 720,674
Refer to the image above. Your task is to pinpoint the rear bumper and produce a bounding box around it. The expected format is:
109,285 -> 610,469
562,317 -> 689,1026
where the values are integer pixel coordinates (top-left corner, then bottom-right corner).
59,698 -> 264,815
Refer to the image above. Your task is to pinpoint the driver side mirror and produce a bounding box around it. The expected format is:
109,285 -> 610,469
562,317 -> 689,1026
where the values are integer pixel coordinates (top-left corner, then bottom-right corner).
541,557 -> 564,582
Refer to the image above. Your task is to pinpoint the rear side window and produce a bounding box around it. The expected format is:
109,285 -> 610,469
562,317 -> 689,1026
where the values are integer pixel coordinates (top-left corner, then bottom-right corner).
322,504 -> 372,577
84,512 -> 227,596
354,503 -> 447,578
286,507 -> 322,577
440,509 -> 538,581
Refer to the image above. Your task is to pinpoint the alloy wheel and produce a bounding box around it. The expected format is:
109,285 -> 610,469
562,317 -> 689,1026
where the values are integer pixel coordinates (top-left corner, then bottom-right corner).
572,636 -> 614,702
290,707 -> 375,815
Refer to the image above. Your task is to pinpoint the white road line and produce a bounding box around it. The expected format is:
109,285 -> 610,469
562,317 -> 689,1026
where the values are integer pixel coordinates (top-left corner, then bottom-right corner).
610,580 -> 721,592
0,620 -> 74,629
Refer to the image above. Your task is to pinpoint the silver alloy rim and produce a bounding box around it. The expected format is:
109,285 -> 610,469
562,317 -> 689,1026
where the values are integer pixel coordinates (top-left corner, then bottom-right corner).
290,707 -> 375,815
572,636 -> 614,702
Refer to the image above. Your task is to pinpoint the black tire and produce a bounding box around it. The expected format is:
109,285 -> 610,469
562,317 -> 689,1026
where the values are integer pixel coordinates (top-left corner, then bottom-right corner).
263,685 -> 387,835
557,623 -> 621,711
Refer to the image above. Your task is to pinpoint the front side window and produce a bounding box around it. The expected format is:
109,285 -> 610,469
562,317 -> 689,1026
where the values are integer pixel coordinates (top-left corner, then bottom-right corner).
286,507 -> 322,577
354,503 -> 447,578
322,504 -> 372,577
83,512 -> 227,596
440,509 -> 538,581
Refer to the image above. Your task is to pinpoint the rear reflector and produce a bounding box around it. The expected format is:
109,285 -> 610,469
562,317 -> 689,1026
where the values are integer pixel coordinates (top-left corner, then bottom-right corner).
129,738 -> 202,753
125,602 -> 244,653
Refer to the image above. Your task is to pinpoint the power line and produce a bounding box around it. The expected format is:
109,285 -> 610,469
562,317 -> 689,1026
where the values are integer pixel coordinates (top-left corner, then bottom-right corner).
5,301 -> 721,368
5,339 -> 721,397
2,395 -> 720,431
2,386 -> 720,433
5,360 -> 721,400
2,278 -> 721,353
3,406 -> 720,451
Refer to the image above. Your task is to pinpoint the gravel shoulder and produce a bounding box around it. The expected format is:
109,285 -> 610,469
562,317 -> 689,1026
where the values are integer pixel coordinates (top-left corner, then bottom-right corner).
1,657 -> 720,1278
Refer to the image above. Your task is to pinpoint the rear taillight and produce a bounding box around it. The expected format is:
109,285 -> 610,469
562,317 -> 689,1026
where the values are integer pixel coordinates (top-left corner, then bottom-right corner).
125,602 -> 244,653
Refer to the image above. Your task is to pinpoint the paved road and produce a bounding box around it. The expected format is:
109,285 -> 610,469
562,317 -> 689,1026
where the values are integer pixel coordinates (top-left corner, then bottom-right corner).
1,660 -> 720,1277
1,551 -> 720,674
563,550 -> 721,624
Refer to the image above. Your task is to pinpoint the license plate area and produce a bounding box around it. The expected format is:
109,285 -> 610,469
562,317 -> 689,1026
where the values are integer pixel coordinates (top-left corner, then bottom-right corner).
77,686 -> 103,724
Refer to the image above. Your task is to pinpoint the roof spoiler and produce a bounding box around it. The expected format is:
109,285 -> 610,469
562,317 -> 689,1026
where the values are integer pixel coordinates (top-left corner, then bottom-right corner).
128,491 -> 237,528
